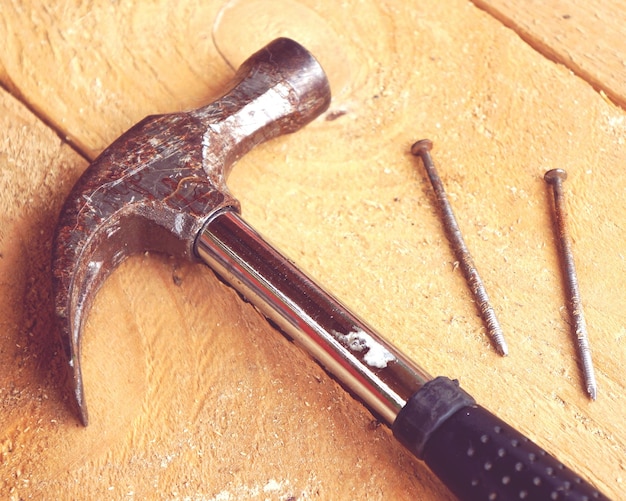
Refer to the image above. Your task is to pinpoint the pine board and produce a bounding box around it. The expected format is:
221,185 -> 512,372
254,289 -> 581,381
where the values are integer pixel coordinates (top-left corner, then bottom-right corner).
1,0 -> 625,499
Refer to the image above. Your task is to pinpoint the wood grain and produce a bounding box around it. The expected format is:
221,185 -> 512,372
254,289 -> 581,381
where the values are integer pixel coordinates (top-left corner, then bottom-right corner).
1,0 -> 625,499
0,88 -> 89,497
473,0 -> 626,108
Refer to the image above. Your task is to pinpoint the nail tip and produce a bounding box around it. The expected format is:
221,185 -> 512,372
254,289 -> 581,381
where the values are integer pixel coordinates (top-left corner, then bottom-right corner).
587,386 -> 597,401
492,333 -> 508,356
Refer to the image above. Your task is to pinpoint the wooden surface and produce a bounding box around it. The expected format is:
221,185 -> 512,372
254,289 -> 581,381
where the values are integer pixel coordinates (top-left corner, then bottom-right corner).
1,0 -> 625,499
473,0 -> 626,109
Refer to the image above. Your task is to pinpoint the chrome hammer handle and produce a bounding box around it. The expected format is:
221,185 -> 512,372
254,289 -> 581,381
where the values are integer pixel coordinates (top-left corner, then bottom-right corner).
197,209 -> 431,424
196,209 -> 607,500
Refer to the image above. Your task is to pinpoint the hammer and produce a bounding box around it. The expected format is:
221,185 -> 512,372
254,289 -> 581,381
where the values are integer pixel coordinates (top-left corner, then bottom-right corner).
51,38 -> 606,500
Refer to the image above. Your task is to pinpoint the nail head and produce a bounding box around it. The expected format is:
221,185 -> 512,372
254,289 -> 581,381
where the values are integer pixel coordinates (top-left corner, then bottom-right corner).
411,139 -> 433,156
544,168 -> 568,184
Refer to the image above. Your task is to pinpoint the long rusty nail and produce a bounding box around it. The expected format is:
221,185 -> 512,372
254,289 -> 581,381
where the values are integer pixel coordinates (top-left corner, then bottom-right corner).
544,168 -> 597,400
411,139 -> 508,356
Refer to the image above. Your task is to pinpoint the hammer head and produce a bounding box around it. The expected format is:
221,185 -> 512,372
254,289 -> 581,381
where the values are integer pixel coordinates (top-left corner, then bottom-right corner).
52,38 -> 331,425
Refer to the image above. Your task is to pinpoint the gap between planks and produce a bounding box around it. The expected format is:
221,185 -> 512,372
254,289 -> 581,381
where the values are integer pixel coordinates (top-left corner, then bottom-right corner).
471,0 -> 626,110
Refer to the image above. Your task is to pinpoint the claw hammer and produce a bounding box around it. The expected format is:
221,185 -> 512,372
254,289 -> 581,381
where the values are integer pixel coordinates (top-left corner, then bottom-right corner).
51,38 -> 607,500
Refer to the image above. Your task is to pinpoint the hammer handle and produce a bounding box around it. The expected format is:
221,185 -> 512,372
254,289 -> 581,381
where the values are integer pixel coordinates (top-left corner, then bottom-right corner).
423,404 -> 606,500
392,378 -> 607,500
196,209 -> 607,500
196,209 -> 431,425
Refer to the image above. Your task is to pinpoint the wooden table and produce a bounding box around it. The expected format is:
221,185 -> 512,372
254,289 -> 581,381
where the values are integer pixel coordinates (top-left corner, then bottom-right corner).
1,1 -> 625,498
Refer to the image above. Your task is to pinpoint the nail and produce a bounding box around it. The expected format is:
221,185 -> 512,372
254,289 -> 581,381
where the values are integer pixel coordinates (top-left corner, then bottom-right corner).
411,139 -> 508,356
544,168 -> 597,400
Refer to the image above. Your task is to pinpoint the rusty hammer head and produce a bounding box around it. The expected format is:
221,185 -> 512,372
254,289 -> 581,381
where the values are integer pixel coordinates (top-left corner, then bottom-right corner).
52,38 -> 331,425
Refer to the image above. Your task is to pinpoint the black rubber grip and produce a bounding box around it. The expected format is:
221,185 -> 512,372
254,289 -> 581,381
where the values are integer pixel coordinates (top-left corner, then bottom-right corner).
392,378 -> 609,500
422,404 -> 607,500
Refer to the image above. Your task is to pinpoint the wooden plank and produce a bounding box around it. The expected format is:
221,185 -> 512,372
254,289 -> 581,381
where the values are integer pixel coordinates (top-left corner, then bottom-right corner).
472,0 -> 626,108
0,88 -> 89,497
1,0 -> 625,499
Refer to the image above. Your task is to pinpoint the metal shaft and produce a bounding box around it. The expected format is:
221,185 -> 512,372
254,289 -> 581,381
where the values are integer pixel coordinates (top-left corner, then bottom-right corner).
544,169 -> 597,400
195,209 -> 432,425
411,139 -> 508,356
